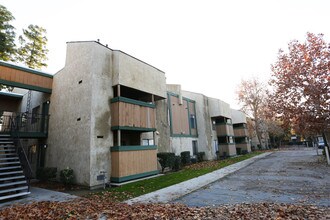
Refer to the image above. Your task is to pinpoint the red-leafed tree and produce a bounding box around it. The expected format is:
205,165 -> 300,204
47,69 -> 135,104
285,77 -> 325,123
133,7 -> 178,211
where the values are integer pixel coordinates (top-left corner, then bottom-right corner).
269,33 -> 330,140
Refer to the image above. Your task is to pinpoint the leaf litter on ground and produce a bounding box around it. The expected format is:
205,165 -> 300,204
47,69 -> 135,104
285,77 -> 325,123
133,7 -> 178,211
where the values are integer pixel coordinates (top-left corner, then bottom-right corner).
1,198 -> 329,220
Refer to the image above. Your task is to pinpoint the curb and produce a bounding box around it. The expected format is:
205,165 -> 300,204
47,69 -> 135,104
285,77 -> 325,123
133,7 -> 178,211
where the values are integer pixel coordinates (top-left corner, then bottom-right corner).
126,152 -> 273,204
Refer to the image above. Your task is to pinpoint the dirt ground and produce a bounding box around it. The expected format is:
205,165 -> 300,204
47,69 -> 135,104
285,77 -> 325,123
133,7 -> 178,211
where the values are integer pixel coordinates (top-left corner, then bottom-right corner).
174,148 -> 330,207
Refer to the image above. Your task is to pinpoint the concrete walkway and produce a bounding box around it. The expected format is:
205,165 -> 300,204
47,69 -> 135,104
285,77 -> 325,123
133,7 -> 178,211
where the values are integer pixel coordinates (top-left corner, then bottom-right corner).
126,152 -> 273,204
0,187 -> 78,209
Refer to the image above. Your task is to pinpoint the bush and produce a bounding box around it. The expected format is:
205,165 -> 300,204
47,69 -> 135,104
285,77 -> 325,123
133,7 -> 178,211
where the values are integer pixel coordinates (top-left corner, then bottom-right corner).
181,151 -> 191,165
242,150 -> 248,155
191,157 -> 197,163
36,167 -> 57,181
172,156 -> 181,171
157,152 -> 175,173
60,167 -> 74,186
236,148 -> 242,155
196,152 -> 205,162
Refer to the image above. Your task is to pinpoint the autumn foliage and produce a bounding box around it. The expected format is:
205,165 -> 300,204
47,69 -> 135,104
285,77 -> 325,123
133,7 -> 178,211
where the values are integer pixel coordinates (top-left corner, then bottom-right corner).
269,32 -> 330,136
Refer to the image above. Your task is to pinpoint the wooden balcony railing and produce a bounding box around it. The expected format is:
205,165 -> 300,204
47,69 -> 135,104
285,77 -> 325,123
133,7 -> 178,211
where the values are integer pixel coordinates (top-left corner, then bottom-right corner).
215,124 -> 234,136
234,128 -> 248,137
110,97 -> 156,131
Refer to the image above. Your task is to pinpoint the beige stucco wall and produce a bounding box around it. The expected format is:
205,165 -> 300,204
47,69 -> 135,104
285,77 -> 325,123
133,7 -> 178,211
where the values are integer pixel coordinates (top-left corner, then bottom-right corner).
170,137 -> 198,156
112,51 -> 166,99
47,41 -> 167,187
208,97 -> 231,118
47,42 -> 99,186
231,109 -> 247,124
155,99 -> 171,153
181,91 -> 214,160
89,43 -> 114,187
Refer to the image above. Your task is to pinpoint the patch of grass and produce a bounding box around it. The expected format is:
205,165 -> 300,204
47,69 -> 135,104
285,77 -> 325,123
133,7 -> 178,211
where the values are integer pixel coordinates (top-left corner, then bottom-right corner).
96,151 -> 264,201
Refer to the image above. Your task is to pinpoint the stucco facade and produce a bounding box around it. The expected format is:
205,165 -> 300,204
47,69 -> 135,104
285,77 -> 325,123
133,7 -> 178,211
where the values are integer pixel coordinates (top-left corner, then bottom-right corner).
1,40 -> 255,189
46,41 -> 166,187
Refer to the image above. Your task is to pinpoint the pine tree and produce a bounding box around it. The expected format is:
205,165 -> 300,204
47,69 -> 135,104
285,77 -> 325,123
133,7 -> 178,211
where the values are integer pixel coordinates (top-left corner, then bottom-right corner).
0,4 -> 16,61
17,24 -> 48,69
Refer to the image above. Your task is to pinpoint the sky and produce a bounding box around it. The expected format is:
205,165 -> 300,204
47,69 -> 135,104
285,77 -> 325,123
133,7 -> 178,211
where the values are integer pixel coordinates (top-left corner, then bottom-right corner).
2,0 -> 330,109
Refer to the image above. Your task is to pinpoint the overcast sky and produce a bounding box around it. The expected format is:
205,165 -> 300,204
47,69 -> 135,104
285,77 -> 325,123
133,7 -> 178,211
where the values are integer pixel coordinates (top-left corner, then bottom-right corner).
2,0 -> 330,109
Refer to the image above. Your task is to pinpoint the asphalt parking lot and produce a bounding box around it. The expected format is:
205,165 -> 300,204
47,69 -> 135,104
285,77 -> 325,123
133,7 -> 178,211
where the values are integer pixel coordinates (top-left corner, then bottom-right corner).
174,148 -> 330,207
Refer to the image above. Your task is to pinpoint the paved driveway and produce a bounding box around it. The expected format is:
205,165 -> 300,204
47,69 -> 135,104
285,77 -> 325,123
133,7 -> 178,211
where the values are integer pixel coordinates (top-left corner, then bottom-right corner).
174,148 -> 330,207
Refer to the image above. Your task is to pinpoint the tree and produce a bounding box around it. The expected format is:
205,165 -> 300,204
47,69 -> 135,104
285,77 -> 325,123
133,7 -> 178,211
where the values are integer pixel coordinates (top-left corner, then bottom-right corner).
0,4 -> 16,62
17,24 -> 48,69
236,77 -> 268,148
0,4 -> 16,91
269,33 -> 330,138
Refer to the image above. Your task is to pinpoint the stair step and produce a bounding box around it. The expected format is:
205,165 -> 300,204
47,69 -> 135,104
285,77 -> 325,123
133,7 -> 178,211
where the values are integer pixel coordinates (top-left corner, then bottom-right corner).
0,149 -> 16,152
0,180 -> 27,188
0,170 -> 23,176
0,161 -> 20,165
0,191 -> 30,201
0,186 -> 28,195
0,175 -> 25,182
0,142 -> 14,145
0,145 -> 15,148
0,166 -> 21,171
0,153 -> 17,157
0,157 -> 19,161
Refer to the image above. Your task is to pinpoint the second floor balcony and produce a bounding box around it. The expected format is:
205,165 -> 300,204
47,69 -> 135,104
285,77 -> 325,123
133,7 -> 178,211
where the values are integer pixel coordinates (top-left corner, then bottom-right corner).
110,97 -> 156,131
0,111 -> 49,138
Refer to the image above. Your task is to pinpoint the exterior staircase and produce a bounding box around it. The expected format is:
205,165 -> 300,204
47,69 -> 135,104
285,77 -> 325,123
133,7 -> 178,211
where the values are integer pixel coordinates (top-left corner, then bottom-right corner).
0,134 -> 30,201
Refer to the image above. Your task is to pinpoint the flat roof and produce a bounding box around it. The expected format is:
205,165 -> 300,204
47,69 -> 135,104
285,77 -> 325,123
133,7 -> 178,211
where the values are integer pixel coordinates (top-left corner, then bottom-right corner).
66,41 -> 165,74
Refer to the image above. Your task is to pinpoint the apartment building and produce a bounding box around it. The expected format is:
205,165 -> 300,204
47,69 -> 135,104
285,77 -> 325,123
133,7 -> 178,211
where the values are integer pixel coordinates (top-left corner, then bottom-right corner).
0,40 -> 251,197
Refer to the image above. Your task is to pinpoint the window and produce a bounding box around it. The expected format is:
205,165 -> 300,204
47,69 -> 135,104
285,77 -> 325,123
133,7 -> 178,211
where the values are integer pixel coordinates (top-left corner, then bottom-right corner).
32,106 -> 40,124
190,114 -> 196,129
192,140 -> 198,155
229,136 -> 234,144
142,139 -> 154,146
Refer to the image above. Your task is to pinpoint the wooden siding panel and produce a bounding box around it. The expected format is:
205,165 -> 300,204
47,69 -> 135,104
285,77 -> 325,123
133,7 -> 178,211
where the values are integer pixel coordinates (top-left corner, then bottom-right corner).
170,96 -> 190,135
0,66 -> 52,90
111,102 -> 119,126
111,149 -> 157,178
216,124 -> 235,136
111,101 -> 156,129
234,128 -> 248,137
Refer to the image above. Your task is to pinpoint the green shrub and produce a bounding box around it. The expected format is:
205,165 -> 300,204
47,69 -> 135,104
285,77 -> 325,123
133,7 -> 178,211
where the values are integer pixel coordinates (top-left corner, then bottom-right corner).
60,167 -> 74,186
181,151 -> 191,165
242,150 -> 248,155
172,156 -> 181,171
196,152 -> 205,162
191,157 -> 197,163
157,152 -> 175,173
36,167 -> 57,181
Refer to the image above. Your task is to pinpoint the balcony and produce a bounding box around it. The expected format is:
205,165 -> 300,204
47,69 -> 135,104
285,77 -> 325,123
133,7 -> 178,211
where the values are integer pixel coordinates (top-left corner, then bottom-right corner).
234,128 -> 248,137
110,145 -> 158,183
110,97 -> 156,131
215,124 -> 234,136
0,112 -> 49,138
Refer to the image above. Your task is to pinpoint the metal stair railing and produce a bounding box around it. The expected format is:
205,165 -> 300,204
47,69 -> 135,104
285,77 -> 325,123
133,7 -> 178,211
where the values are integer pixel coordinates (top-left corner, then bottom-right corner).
9,116 -> 33,191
